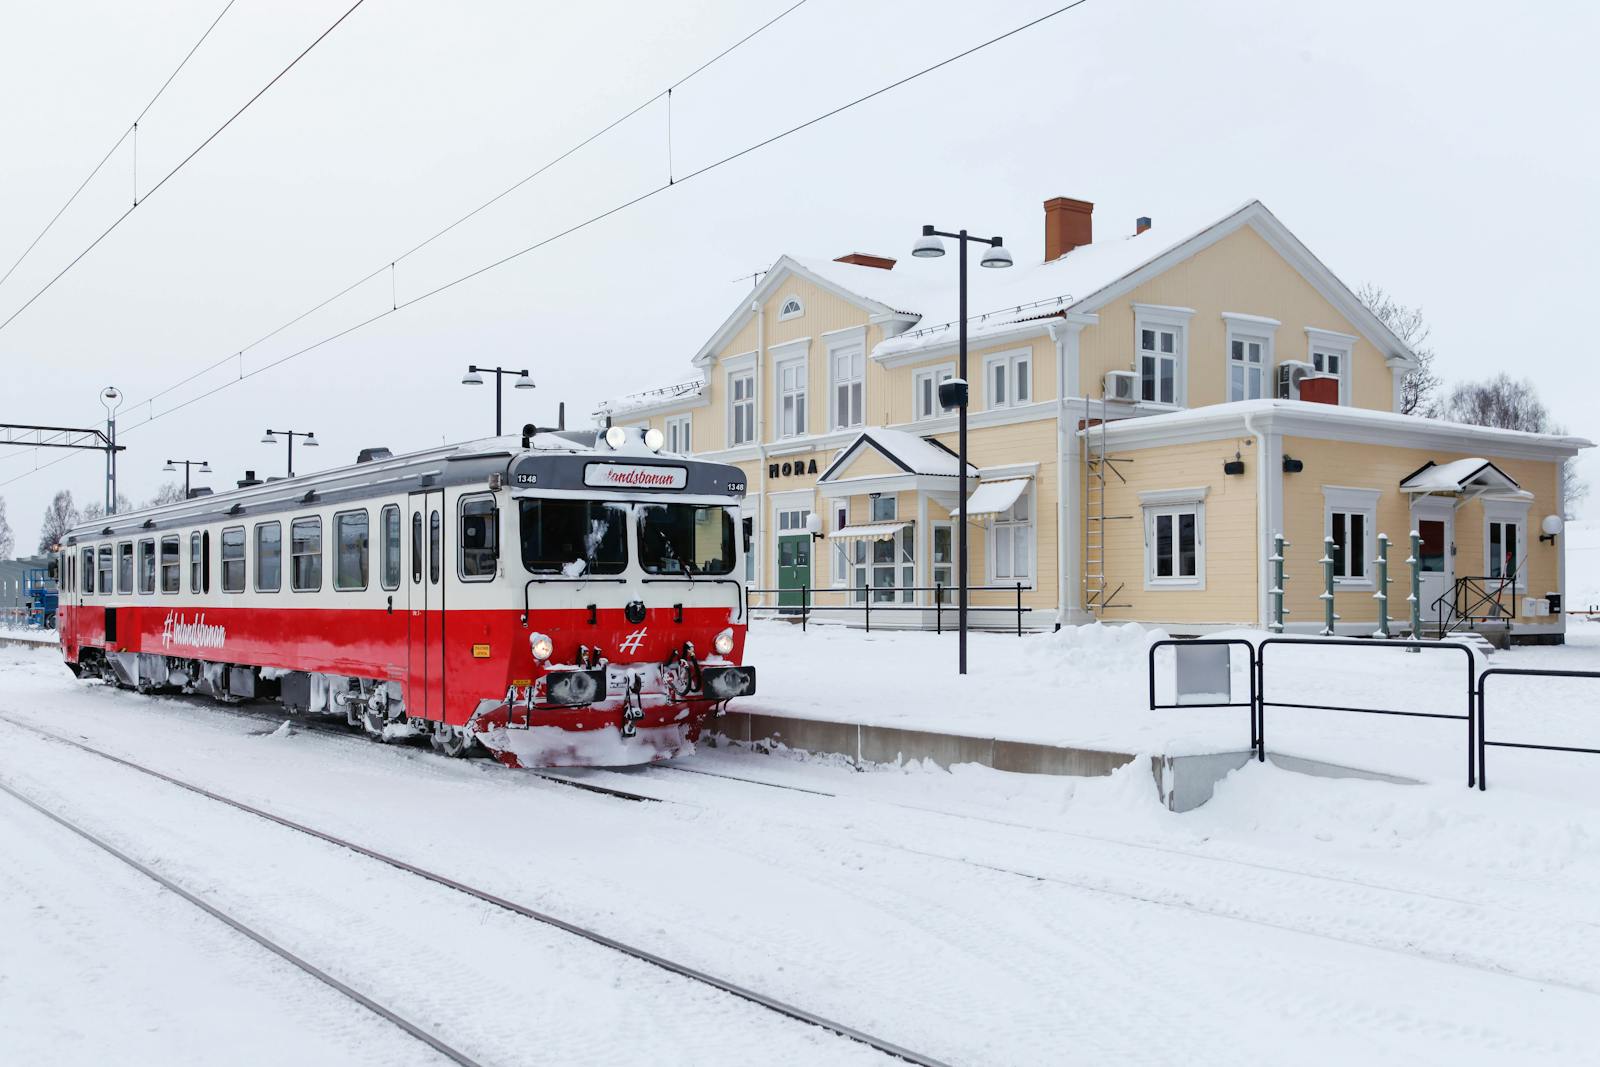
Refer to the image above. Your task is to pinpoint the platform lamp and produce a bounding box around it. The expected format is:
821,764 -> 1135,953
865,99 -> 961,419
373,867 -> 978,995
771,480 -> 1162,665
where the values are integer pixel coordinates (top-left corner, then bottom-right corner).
163,458 -> 211,498
260,428 -> 318,478
909,224 -> 1013,674
462,365 -> 535,437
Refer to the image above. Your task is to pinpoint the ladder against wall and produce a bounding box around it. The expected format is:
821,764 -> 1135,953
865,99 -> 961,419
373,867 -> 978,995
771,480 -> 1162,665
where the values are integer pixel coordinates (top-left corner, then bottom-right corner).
1082,398 -> 1133,617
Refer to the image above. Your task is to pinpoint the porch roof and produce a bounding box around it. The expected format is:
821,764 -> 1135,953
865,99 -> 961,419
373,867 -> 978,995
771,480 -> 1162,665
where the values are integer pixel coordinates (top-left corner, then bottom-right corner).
1399,458 -> 1523,497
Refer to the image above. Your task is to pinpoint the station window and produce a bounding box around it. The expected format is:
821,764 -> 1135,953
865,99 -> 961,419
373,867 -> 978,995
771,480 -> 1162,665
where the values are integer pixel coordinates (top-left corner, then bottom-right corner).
291,517 -> 322,592
459,496 -> 498,580
160,536 -> 181,593
991,489 -> 1033,585
98,546 -> 113,594
81,548 -> 95,595
117,542 -> 134,594
221,526 -> 246,593
335,510 -> 369,591
1145,505 -> 1203,586
256,522 -> 282,592
380,505 -> 401,591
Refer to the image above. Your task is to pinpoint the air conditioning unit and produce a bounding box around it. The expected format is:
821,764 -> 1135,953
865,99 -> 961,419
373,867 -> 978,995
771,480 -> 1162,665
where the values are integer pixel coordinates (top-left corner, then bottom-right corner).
1276,360 -> 1315,399
1104,370 -> 1138,402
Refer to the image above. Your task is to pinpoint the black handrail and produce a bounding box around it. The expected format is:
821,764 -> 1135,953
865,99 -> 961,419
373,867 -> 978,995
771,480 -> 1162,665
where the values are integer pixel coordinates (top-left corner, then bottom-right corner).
1476,667 -> 1600,790
1146,638 -> 1259,749
746,583 -> 1033,635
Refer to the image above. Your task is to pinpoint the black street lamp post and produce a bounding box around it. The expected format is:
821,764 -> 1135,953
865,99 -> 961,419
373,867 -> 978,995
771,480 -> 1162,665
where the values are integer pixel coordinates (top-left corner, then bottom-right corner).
163,457 -> 211,498
461,365 -> 534,437
910,224 -> 1013,674
260,429 -> 318,478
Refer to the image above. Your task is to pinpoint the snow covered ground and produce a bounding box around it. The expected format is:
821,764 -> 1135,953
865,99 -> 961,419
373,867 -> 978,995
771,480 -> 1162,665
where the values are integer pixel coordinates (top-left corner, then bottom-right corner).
3,638 -> 1600,1064
0,624 -> 59,644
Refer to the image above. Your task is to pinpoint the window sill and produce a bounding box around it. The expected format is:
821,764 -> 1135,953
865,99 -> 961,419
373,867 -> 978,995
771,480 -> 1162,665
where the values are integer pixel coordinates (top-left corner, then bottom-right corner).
1145,578 -> 1204,590
1333,579 -> 1375,591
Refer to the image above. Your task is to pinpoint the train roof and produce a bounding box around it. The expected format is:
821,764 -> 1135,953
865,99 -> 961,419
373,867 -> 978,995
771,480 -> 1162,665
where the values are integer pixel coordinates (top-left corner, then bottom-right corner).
64,430 -> 747,544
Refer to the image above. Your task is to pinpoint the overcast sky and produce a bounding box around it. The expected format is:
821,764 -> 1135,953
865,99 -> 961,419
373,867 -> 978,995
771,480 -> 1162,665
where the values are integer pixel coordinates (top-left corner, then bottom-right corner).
2,0 -> 1597,550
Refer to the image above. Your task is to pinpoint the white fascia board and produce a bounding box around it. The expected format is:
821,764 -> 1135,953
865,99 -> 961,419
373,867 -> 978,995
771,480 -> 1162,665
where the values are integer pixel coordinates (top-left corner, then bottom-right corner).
1222,311 -> 1283,329
816,472 -> 961,497
769,336 -> 811,361
872,321 -> 1053,367
766,429 -> 857,457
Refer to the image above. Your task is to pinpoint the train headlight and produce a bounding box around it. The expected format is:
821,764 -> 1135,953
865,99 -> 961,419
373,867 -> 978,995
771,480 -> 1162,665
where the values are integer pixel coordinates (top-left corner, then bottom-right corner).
604,426 -> 628,449
713,628 -> 735,656
530,633 -> 554,661
644,426 -> 665,452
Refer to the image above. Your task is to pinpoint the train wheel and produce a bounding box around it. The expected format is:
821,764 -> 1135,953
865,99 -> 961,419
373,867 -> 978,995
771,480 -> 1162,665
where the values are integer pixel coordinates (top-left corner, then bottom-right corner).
430,722 -> 473,758
361,707 -> 388,742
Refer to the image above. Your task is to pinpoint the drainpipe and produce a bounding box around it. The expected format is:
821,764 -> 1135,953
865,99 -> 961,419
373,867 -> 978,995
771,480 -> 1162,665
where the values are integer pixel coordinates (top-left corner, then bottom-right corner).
1243,410 -> 1272,630
1048,321 -> 1070,628
753,300 -> 768,588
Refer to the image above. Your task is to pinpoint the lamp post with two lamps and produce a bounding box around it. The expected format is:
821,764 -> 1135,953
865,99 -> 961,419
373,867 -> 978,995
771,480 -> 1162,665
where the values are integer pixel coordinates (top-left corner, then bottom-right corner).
260,429 -> 318,478
100,386 -> 123,514
909,224 -> 1013,675
163,458 -> 211,498
461,365 -> 534,437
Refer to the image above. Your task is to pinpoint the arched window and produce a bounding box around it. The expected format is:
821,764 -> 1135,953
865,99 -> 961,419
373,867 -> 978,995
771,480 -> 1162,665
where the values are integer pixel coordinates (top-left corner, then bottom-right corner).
778,296 -> 803,321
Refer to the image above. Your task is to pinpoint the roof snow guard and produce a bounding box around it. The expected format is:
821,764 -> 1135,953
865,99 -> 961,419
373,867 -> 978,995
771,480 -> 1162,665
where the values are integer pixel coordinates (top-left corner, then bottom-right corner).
1399,458 -> 1527,500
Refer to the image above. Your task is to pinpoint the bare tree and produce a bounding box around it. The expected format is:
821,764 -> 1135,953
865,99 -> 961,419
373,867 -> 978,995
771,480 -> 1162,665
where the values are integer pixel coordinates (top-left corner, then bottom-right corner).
81,494 -> 132,523
0,497 -> 14,559
37,490 -> 78,553
144,482 -> 186,507
1434,373 -> 1588,514
1358,282 -> 1440,415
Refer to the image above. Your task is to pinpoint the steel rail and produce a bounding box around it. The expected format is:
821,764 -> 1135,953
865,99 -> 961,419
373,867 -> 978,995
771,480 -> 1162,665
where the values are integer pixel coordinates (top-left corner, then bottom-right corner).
0,717 -> 949,1067
0,774 -> 482,1067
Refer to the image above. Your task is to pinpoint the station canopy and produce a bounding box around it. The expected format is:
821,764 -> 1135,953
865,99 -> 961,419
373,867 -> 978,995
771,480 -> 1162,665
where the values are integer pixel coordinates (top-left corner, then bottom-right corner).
1399,458 -> 1529,500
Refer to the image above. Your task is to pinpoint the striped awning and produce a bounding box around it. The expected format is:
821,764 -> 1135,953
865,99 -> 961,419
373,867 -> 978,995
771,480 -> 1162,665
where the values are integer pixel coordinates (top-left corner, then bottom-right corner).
827,521 -> 910,545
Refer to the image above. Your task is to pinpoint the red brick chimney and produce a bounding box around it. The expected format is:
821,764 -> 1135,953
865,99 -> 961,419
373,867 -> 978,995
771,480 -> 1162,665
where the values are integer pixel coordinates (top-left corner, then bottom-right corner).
1043,197 -> 1093,260
834,252 -> 896,270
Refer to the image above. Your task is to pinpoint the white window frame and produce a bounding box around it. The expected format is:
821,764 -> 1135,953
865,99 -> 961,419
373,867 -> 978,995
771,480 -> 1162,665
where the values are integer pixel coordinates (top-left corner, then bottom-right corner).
775,354 -> 807,439
828,339 -> 866,431
1322,486 -> 1380,589
778,295 -> 804,321
988,486 -> 1034,587
1223,314 -> 1278,403
1140,487 -> 1207,589
1483,500 -> 1530,592
1133,304 -> 1194,408
829,500 -> 849,586
913,363 -> 956,421
664,414 -> 691,455
728,367 -> 756,447
1306,327 -> 1356,406
983,348 -> 1032,410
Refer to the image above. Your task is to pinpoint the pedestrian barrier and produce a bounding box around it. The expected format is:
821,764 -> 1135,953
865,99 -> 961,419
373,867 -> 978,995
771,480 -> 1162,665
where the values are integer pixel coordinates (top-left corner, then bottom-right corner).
746,584 -> 1033,635
1146,638 -> 1258,749
1476,668 -> 1600,790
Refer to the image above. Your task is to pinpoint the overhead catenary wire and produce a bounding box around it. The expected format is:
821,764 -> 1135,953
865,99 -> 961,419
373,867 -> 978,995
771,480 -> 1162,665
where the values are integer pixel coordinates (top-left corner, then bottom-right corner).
0,0 -> 239,293
0,0 -> 1094,492
0,0 -> 368,336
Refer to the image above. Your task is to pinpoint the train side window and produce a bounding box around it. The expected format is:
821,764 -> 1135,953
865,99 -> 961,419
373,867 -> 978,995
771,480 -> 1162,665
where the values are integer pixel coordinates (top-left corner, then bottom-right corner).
429,510 -> 441,585
291,517 -> 322,592
160,536 -> 181,593
81,548 -> 94,594
117,542 -> 134,594
411,512 -> 422,583
335,510 -> 369,591
380,504 -> 401,591
203,531 -> 211,593
137,539 -> 156,594
458,495 -> 498,581
98,546 -> 113,594
255,522 -> 282,592
221,526 -> 246,593
190,532 -> 202,592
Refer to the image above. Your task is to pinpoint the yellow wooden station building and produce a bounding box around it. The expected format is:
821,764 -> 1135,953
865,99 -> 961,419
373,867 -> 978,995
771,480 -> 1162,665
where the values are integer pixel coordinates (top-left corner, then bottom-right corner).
599,197 -> 1589,642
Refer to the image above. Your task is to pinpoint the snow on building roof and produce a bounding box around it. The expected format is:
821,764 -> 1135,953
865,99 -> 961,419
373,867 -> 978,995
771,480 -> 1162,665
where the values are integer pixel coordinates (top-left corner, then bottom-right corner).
1090,399 -> 1594,458
820,426 -> 976,482
595,377 -> 705,417
1399,458 -> 1521,494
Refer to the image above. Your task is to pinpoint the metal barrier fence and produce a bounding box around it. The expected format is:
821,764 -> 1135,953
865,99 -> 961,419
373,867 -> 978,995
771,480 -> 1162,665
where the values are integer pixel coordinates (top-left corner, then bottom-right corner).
1147,636 -> 1479,787
745,584 -> 1033,635
1476,668 -> 1600,790
1147,638 -> 1258,750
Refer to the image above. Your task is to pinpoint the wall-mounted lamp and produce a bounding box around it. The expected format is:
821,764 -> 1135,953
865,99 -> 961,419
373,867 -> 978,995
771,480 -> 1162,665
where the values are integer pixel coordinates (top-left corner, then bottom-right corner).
1540,514 -> 1564,545
806,512 -> 824,542
1282,456 -> 1304,474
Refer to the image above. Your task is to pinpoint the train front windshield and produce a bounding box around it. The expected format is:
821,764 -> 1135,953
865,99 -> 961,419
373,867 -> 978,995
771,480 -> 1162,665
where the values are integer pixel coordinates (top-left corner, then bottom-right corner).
638,503 -> 735,576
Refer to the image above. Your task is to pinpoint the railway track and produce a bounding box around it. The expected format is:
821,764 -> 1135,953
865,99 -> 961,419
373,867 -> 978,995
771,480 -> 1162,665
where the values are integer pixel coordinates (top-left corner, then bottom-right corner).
0,715 -> 948,1067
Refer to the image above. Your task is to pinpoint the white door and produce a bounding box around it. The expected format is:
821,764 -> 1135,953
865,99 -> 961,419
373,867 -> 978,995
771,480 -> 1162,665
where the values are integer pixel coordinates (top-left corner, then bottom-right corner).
1411,504 -> 1454,627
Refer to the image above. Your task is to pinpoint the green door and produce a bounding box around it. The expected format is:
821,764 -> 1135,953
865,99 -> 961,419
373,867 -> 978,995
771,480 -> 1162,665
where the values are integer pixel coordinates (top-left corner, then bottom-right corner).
777,534 -> 811,611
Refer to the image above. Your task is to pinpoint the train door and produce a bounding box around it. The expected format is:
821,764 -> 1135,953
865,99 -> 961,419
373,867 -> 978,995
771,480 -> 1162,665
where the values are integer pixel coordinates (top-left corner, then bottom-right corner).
407,489 -> 446,722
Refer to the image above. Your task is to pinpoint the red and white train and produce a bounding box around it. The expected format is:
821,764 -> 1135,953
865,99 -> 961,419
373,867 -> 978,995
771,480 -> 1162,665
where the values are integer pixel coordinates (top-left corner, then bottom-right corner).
53,425 -> 756,767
